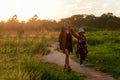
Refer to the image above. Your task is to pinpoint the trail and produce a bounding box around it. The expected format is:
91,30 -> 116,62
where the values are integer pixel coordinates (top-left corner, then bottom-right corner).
42,42 -> 115,80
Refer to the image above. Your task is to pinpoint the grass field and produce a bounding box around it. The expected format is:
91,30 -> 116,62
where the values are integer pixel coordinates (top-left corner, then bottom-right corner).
0,31 -> 84,80
72,30 -> 120,80
0,30 -> 120,80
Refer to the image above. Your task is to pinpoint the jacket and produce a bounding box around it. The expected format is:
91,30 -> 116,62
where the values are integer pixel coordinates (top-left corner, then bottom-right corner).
59,27 -> 81,53
77,35 -> 88,54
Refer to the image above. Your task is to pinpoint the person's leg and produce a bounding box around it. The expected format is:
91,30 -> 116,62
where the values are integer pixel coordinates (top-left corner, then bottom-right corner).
80,53 -> 84,67
64,49 -> 67,67
80,54 -> 83,64
65,49 -> 71,71
64,49 -> 68,69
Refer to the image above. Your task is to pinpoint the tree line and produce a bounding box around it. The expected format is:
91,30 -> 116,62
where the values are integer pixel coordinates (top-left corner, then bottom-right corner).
60,13 -> 120,30
0,14 -> 60,34
0,12 -> 120,34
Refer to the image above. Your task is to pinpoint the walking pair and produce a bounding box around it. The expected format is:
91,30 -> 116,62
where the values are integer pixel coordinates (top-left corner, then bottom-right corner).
59,20 -> 88,72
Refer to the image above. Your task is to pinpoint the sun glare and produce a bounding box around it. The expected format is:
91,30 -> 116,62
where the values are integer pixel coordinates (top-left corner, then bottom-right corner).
38,0 -> 62,20
0,0 -> 62,21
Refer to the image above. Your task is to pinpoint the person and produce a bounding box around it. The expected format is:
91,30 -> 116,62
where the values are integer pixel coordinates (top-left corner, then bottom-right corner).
59,20 -> 81,71
76,28 -> 88,67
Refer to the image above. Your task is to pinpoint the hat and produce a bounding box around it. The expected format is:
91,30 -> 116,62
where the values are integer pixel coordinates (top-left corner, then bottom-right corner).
78,28 -> 85,33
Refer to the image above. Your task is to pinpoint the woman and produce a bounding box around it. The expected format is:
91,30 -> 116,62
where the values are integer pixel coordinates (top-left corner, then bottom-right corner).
59,20 -> 81,71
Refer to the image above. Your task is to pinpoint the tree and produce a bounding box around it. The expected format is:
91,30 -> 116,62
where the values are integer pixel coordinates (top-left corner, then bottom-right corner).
5,14 -> 20,33
106,19 -> 119,41
26,14 -> 41,33
7,14 -> 19,23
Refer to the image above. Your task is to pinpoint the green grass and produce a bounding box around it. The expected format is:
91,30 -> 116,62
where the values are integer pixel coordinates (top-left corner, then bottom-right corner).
0,34 -> 51,80
0,32 -> 84,80
72,30 -> 120,80
0,39 -> 51,80
19,60 -> 84,80
0,40 -> 50,55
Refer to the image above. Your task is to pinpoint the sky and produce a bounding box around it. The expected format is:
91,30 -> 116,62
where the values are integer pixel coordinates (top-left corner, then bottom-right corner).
0,0 -> 120,21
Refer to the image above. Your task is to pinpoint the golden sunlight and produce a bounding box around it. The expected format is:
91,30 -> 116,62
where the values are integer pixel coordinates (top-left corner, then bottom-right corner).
0,0 -> 62,21
38,0 -> 62,20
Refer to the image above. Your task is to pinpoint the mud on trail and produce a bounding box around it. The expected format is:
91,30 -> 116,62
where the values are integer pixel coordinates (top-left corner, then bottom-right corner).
42,42 -> 115,80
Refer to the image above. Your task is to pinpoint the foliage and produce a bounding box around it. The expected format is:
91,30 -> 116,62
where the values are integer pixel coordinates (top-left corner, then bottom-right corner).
72,30 -> 120,79
60,13 -> 120,30
1,13 -> 120,35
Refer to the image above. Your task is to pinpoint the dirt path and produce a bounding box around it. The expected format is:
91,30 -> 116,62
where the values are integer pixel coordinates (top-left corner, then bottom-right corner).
42,42 -> 115,80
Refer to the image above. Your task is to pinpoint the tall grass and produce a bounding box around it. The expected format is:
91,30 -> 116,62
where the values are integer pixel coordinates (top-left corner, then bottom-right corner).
0,39 -> 50,80
0,33 -> 51,80
0,31 -> 84,80
19,60 -> 84,80
72,30 -> 120,80
0,40 -> 50,55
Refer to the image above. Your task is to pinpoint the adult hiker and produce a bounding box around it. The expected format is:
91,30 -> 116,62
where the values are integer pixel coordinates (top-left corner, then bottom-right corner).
76,28 -> 88,67
59,20 -> 81,71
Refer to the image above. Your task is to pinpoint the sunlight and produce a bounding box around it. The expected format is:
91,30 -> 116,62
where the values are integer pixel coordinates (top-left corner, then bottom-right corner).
0,0 -> 62,21
38,0 -> 62,20
0,0 -> 120,21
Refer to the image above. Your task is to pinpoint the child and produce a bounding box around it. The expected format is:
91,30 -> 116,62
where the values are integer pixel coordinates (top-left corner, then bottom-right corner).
76,28 -> 88,67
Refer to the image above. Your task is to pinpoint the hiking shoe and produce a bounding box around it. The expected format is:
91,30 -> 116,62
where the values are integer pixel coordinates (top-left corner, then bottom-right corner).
80,64 -> 84,67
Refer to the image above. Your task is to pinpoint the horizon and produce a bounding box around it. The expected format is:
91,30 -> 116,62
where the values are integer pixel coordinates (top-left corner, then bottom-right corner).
0,13 -> 119,22
0,0 -> 120,21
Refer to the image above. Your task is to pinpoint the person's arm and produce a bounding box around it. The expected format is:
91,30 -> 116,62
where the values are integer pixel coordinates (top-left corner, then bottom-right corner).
71,29 -> 81,39
59,28 -> 64,50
